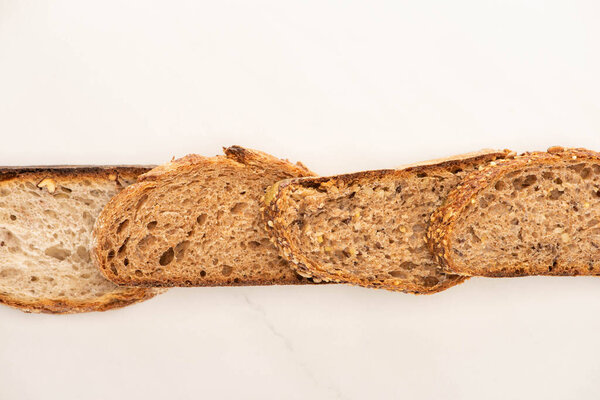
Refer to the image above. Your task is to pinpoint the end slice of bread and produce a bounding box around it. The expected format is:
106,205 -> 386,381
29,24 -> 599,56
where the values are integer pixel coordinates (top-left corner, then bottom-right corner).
0,166 -> 164,313
263,150 -> 511,294
428,146 -> 600,277
92,146 -> 316,287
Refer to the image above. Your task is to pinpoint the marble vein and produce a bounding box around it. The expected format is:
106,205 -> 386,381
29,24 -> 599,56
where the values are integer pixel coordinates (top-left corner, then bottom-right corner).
242,293 -> 345,400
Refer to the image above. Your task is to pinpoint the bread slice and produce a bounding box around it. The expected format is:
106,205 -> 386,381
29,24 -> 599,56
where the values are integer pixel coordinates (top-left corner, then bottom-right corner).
92,146 -> 316,287
428,146 -> 600,277
263,150 -> 511,294
0,166 -> 164,313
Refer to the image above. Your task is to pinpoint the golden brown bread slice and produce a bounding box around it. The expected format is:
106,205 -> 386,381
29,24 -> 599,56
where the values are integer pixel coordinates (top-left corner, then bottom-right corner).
428,146 -> 600,277
0,166 -> 164,314
92,146 -> 317,287
263,150 -> 511,294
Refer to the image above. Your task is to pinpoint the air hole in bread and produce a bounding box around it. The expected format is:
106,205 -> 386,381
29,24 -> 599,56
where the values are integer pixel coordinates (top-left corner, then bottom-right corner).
221,265 -> 233,276
110,263 -> 118,276
398,261 -> 417,270
30,276 -> 38,282
134,270 -> 143,277
159,247 -> 174,266
60,186 -> 72,193
513,175 -> 537,190
174,240 -> 190,259
580,168 -> 592,179
248,240 -> 261,248
9,214 -> 16,221
196,214 -> 207,225
422,276 -> 439,287
494,180 -> 507,191
147,221 -> 157,230
118,238 -> 129,255
200,270 -> 206,277
107,249 -> 115,261
549,189 -> 564,200
230,202 -> 247,214
116,219 -> 129,234
123,258 -> 129,266
135,194 -> 148,210
45,246 -> 71,261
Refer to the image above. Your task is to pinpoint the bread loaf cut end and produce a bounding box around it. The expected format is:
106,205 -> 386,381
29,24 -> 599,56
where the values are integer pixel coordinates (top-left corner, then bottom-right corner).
428,147 -> 600,277
93,146 -> 317,286
0,167 -> 164,313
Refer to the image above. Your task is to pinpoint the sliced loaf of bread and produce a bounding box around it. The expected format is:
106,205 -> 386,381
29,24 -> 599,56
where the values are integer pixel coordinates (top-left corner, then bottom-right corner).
428,147 -> 600,277
92,146 -> 316,286
0,167 -> 164,313
263,150 -> 511,294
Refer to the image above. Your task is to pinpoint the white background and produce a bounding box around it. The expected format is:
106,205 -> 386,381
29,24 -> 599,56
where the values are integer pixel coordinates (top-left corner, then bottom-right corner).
1,1 -> 600,399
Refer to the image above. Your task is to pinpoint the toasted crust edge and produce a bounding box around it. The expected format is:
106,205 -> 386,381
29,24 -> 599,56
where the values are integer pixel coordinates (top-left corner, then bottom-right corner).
263,149 -> 513,294
0,287 -> 166,314
92,146 -> 317,287
0,166 -> 165,314
427,146 -> 600,277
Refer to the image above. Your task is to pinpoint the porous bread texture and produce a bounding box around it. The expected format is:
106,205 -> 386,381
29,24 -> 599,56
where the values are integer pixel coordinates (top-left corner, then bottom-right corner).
93,146 -> 316,287
0,167 -> 164,314
428,147 -> 600,277
263,150 -> 511,294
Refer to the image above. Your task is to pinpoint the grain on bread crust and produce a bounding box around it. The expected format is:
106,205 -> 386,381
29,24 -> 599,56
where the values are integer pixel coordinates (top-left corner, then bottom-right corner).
92,146 -> 318,287
0,166 -> 165,314
427,146 -> 600,277
263,150 -> 512,294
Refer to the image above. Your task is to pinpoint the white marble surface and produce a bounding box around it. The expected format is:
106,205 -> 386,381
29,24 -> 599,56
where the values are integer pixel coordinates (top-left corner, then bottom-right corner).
2,1 -> 600,399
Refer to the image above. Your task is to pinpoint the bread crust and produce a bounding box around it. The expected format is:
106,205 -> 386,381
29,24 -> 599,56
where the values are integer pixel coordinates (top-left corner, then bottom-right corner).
427,147 -> 600,277
92,146 -> 317,287
263,150 -> 512,294
0,166 -> 165,314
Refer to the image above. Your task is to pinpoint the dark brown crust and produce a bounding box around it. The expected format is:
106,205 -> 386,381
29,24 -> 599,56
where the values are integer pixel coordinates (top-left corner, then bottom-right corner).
0,166 -> 165,314
92,146 -> 318,287
0,287 -> 166,314
427,146 -> 600,277
0,166 -> 152,183
263,150 -> 513,294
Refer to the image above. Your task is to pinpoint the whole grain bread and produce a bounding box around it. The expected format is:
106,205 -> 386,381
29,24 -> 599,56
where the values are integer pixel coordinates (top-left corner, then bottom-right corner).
428,146 -> 600,277
0,166 -> 164,314
263,150 -> 511,294
92,146 -> 317,287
